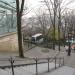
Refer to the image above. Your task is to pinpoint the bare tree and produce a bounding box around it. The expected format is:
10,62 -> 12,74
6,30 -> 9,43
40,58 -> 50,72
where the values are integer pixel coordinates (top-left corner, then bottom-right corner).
58,0 -> 61,51
62,10 -> 75,56
56,0 -> 75,51
41,0 -> 75,51
35,9 -> 49,38
42,0 -> 58,50
16,0 -> 25,57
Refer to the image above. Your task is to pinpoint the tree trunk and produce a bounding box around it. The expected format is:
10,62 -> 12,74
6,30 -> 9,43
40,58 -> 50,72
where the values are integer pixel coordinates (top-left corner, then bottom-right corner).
16,0 -> 24,58
58,22 -> 60,51
58,0 -> 61,51
53,0 -> 57,50
17,13 -> 24,57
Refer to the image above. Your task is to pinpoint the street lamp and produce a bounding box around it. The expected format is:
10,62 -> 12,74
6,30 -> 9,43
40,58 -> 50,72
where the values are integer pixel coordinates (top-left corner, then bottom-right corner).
67,32 -> 71,56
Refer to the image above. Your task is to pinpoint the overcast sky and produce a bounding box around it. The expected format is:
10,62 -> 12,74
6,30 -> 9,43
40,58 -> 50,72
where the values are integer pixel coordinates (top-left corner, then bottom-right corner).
2,0 -> 75,17
27,0 -> 75,8
25,0 -> 75,17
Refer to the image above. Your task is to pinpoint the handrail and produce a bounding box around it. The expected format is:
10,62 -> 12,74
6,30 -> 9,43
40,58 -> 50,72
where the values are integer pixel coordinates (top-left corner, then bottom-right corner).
0,56 -> 64,75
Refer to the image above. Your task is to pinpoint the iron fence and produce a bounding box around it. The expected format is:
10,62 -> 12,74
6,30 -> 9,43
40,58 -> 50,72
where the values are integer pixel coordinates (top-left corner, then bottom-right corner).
0,57 -> 64,75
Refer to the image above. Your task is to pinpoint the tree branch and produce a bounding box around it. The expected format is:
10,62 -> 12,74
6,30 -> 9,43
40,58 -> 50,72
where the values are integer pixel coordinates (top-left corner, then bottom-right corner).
16,0 -> 19,13
20,0 -> 25,15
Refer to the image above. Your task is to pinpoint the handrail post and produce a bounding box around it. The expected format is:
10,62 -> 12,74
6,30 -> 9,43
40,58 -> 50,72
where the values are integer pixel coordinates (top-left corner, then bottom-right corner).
55,57 -> 56,69
48,58 -> 50,72
35,57 -> 38,75
9,57 -> 14,75
59,58 -> 61,67
63,57 -> 64,65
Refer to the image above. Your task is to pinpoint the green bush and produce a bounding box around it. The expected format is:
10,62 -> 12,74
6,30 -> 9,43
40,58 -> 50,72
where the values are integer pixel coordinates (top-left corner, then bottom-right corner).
47,26 -> 64,41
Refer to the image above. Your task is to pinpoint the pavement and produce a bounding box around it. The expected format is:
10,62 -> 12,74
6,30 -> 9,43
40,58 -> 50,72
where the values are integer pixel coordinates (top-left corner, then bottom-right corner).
0,45 -> 75,75
0,45 -> 75,68
0,63 -> 75,75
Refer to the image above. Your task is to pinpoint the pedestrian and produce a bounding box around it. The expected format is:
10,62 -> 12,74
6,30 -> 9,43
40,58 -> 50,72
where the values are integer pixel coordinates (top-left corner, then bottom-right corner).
65,45 -> 68,52
74,45 -> 75,53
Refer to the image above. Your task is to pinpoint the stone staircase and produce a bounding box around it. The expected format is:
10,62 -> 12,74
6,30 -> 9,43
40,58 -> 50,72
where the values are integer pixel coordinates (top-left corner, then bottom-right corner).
0,62 -> 75,75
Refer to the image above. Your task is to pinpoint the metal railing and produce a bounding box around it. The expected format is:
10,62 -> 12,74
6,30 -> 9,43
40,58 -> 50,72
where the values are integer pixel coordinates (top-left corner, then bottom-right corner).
0,57 -> 64,75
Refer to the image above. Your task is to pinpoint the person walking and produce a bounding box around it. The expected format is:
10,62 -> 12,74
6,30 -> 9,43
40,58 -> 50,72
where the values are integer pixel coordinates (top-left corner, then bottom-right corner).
74,45 -> 75,53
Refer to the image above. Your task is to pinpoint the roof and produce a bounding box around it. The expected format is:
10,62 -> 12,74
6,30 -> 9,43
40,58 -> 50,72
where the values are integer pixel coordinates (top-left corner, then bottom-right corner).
32,33 -> 42,38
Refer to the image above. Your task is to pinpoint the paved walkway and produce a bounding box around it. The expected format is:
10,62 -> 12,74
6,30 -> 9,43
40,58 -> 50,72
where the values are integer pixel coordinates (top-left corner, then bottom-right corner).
24,46 -> 75,68
0,46 -> 75,68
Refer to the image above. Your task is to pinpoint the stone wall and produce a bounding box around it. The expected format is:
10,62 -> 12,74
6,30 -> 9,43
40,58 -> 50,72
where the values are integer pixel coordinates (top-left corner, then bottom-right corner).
0,32 -> 18,52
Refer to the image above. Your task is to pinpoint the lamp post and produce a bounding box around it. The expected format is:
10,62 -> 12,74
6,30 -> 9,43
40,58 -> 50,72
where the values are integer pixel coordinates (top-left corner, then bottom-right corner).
67,32 -> 71,56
